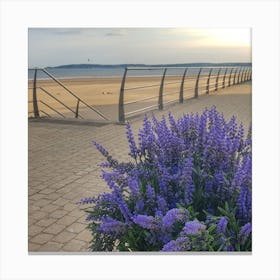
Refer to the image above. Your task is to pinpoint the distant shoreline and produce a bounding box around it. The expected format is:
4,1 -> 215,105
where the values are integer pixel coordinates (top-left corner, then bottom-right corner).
28,62 -> 252,70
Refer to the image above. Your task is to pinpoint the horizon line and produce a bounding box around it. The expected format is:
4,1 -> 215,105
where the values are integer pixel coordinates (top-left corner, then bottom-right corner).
29,62 -> 252,69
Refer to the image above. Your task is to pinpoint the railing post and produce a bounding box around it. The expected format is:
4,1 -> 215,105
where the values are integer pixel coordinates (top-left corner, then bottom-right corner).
179,68 -> 188,103
241,67 -> 246,83
222,68 -> 228,88
233,68 -> 238,85
206,68 -> 213,94
245,67 -> 248,81
245,67 -> 250,81
195,68 -> 202,98
247,68 -> 251,81
32,68 -> 40,118
249,68 -> 252,80
228,68 -> 234,87
215,68 -> 221,91
243,68 -> 247,81
75,99 -> 80,118
237,67 -> 243,84
158,68 -> 167,110
118,68 -> 128,123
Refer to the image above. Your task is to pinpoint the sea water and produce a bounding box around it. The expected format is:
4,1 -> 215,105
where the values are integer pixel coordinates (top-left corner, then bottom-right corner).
28,66 -> 244,81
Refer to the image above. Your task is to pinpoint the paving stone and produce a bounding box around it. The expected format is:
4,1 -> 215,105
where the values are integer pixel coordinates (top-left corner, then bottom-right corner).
61,239 -> 87,252
63,203 -> 77,212
44,192 -> 61,201
55,186 -> 72,194
43,223 -> 66,235
51,231 -> 76,243
36,218 -> 57,227
30,211 -> 48,220
28,205 -> 41,212
67,209 -> 84,218
28,242 -> 42,251
76,215 -> 88,224
39,188 -> 56,195
66,222 -> 86,234
40,204 -> 60,213
28,218 -> 37,226
75,229 -> 92,243
62,192 -> 80,200
29,189 -> 39,196
56,215 -> 78,226
30,233 -> 54,245
38,241 -> 63,252
52,198 -> 69,206
33,199 -> 52,207
29,225 -> 44,237
31,184 -> 47,191
29,193 -> 46,201
49,209 -> 68,219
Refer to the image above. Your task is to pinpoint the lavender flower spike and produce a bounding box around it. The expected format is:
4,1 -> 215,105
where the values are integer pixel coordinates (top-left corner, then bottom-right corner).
126,122 -> 138,159
161,237 -> 190,252
162,208 -> 188,229
181,220 -> 206,235
99,217 -> 126,234
216,217 -> 228,234
132,215 -> 159,230
239,222 -> 252,245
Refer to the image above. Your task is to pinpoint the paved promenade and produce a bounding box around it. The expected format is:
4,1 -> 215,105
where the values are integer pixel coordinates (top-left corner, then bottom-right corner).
28,82 -> 252,252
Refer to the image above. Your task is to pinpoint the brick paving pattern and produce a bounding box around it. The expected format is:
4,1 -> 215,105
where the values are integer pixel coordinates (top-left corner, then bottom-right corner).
28,82 -> 252,252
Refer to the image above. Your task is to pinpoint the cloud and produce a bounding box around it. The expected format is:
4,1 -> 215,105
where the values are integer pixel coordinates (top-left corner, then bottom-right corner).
51,29 -> 83,36
105,30 -> 126,37
30,28 -> 83,36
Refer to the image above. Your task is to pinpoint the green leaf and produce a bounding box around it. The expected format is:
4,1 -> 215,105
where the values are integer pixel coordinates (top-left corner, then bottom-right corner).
208,224 -> 217,233
225,201 -> 230,212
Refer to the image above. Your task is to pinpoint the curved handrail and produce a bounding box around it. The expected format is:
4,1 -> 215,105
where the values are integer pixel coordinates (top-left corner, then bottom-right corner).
118,66 -> 252,122
30,68 -> 109,120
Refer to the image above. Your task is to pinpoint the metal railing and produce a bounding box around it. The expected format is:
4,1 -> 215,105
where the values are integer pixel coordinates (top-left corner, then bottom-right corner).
118,66 -> 252,123
29,68 -> 109,120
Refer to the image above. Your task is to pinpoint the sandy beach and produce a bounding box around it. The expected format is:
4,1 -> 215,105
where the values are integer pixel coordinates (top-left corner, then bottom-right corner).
28,75 -> 226,120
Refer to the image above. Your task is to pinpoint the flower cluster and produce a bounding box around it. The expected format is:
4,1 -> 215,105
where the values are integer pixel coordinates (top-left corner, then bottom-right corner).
80,107 -> 252,251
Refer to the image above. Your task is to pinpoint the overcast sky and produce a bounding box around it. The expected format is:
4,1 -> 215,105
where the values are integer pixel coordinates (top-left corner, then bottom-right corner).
28,28 -> 251,67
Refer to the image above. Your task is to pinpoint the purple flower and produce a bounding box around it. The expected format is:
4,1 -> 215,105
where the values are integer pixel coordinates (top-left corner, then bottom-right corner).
126,122 -> 138,159
162,208 -> 188,229
99,217 -> 126,234
81,107 -> 252,251
78,196 -> 96,205
135,200 -> 145,213
161,237 -> 190,251
237,185 -> 251,223
92,141 -> 119,168
132,215 -> 159,230
181,220 -> 206,235
180,157 -> 194,204
239,223 -> 252,245
157,195 -> 168,213
128,178 -> 140,197
138,115 -> 157,156
146,183 -> 155,205
227,245 -> 235,251
115,196 -> 132,223
216,217 -> 228,234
